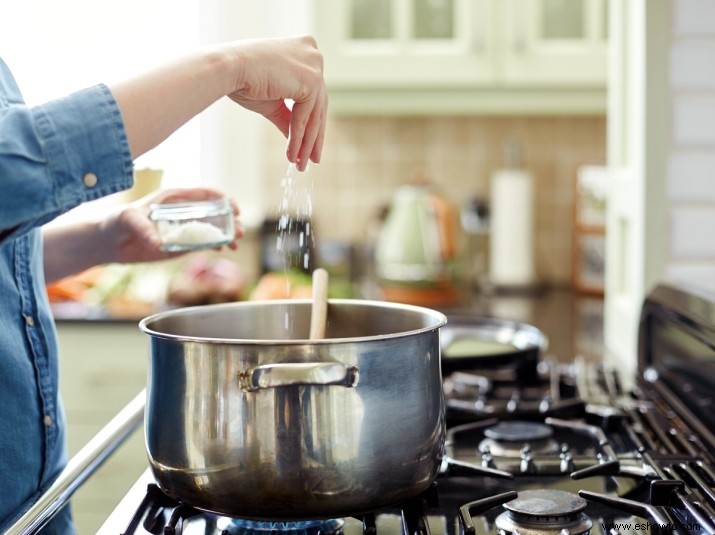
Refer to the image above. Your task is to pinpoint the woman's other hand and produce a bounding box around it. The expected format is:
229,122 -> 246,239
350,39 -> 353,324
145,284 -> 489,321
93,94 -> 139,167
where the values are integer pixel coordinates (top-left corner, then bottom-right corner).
43,188 -> 243,283
99,188 -> 243,264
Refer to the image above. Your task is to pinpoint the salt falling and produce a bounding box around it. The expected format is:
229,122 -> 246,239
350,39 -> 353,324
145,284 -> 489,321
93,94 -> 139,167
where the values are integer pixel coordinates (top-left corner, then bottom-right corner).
276,163 -> 315,335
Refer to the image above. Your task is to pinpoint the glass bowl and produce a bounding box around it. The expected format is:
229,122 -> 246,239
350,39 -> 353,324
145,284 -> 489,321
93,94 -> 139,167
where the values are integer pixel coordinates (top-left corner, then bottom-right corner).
150,197 -> 234,252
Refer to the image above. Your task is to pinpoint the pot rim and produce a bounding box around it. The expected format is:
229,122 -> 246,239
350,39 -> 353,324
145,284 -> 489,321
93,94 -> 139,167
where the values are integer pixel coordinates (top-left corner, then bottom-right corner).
138,298 -> 448,345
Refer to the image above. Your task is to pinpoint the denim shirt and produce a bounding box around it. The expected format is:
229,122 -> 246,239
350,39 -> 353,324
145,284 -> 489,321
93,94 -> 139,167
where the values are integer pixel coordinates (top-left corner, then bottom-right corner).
0,57 -> 133,531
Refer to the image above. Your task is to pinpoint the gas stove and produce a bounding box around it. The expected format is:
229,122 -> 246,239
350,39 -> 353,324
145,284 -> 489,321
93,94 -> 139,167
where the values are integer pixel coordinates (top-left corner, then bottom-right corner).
9,284 -> 713,535
88,284 -> 715,535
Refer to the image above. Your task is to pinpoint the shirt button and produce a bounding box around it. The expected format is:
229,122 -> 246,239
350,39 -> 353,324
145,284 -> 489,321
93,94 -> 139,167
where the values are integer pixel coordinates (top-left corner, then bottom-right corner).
44,415 -> 53,427
83,172 -> 98,188
25,315 -> 35,327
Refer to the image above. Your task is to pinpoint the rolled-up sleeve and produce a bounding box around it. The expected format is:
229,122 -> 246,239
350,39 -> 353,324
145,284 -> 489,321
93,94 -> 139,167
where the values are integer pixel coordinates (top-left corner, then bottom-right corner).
0,84 -> 134,235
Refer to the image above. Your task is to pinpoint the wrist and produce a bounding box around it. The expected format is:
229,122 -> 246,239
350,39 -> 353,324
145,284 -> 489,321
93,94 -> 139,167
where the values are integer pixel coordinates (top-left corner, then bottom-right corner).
202,44 -> 243,97
43,217 -> 107,282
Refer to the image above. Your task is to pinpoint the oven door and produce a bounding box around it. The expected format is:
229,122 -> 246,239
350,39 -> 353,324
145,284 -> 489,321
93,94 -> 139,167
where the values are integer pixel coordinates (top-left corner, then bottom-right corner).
638,284 -> 715,449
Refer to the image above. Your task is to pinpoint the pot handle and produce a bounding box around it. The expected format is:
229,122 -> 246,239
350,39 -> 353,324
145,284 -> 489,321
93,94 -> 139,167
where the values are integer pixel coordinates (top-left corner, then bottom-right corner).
238,362 -> 360,392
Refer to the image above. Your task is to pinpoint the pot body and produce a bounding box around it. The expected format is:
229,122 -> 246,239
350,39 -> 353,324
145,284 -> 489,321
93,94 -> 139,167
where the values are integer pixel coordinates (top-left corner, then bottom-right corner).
139,299 -> 446,519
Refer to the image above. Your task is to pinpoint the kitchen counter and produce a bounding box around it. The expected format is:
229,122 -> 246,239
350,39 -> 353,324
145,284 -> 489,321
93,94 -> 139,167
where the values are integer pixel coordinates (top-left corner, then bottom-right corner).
53,285 -> 605,361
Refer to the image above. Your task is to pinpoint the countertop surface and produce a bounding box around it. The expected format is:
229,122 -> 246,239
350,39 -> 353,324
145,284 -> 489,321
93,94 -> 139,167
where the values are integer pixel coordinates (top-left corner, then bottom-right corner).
54,285 -> 604,364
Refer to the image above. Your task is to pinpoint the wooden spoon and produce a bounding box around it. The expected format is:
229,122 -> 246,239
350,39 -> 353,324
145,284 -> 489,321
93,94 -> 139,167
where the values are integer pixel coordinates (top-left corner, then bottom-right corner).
309,268 -> 329,340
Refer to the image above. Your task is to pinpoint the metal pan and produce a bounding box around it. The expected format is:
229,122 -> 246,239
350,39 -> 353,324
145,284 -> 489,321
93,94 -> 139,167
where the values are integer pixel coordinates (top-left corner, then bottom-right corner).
440,315 -> 548,383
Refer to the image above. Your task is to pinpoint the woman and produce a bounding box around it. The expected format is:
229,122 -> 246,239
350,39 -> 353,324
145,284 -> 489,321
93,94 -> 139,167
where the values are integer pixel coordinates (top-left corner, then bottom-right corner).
0,35 -> 327,533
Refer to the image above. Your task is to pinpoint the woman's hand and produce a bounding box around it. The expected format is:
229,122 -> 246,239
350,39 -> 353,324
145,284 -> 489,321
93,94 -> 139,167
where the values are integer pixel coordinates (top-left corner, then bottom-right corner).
98,188 -> 243,265
111,35 -> 327,172
226,35 -> 328,171
43,188 -> 243,283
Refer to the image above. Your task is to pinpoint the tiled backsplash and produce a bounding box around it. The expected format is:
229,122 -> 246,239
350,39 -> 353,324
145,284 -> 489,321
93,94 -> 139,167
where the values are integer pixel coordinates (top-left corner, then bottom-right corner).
262,116 -> 605,287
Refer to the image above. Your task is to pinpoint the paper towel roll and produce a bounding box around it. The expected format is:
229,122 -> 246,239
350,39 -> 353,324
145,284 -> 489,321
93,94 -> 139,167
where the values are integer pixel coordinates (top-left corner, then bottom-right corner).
489,168 -> 536,287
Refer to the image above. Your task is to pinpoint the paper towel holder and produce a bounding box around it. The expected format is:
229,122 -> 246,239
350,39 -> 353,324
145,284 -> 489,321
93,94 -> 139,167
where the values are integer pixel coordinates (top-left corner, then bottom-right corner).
486,138 -> 543,294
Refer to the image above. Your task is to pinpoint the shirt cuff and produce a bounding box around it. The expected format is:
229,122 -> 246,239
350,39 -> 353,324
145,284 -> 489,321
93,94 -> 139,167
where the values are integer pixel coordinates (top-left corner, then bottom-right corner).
31,84 -> 134,207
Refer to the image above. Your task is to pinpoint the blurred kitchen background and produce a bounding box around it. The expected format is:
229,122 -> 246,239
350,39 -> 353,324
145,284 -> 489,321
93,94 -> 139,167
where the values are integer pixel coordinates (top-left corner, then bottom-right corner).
1,0 -> 613,314
3,0 -> 715,532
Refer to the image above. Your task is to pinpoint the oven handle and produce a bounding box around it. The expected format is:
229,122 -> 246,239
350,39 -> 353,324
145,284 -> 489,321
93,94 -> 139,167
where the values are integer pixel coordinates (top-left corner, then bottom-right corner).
3,389 -> 146,535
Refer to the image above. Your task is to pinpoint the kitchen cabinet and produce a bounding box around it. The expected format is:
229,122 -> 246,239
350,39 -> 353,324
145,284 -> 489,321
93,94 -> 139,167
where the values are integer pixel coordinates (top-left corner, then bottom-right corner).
502,0 -> 608,86
57,321 -> 148,534
313,0 -> 608,115
314,0 -> 493,88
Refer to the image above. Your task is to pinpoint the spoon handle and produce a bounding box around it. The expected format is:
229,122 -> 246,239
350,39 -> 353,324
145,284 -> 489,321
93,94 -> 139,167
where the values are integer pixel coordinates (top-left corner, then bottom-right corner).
309,268 -> 329,340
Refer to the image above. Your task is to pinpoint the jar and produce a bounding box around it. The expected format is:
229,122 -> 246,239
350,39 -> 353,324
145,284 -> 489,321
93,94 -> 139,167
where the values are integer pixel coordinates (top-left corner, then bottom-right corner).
150,197 -> 234,252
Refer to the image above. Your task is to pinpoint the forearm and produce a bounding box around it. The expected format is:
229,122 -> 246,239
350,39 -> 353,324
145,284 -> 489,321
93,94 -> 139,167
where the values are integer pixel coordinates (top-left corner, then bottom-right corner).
109,47 -> 235,159
42,220 -> 109,283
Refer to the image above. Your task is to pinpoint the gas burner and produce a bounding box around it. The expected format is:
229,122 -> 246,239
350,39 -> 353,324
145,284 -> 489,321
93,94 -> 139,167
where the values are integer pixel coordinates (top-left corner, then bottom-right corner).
221,518 -> 344,535
479,421 -> 560,457
495,490 -> 593,535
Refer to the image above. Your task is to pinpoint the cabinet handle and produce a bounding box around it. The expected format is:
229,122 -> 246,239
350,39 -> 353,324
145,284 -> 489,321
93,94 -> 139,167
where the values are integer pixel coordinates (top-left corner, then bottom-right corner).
472,36 -> 484,54
513,0 -> 528,54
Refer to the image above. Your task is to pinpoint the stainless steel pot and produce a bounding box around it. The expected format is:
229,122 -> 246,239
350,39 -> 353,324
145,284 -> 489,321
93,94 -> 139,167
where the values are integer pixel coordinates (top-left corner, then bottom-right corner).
138,299 -> 447,519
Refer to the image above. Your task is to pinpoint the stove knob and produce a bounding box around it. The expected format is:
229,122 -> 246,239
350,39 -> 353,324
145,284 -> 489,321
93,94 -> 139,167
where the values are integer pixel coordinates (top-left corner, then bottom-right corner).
559,445 -> 574,473
539,394 -> 552,413
506,392 -> 520,413
520,447 -> 536,473
480,448 -> 496,468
